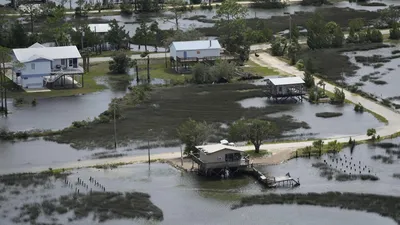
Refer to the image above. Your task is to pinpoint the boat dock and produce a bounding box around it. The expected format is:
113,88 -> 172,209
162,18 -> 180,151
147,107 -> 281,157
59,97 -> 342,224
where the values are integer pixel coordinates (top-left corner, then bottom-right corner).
246,167 -> 300,188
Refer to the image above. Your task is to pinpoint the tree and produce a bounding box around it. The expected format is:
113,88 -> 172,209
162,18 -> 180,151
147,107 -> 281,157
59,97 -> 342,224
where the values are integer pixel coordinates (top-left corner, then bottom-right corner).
379,5 -> 400,27
306,13 -> 329,49
165,0 -> 187,30
43,7 -> 71,46
271,36 -> 287,56
327,140 -> 341,154
303,71 -> 315,89
367,128 -> 376,140
105,19 -> 129,50
8,21 -> 29,48
109,51 -> 133,74
192,60 -> 237,84
0,9 -> 8,47
303,146 -> 312,158
312,140 -> 324,156
389,22 -> 400,40
287,38 -> 300,65
331,87 -> 345,104
120,2 -> 134,15
71,23 -> 99,50
215,0 -> 248,22
20,3 -> 41,33
290,23 -> 300,40
177,118 -> 209,154
229,119 -> 276,153
317,80 -> 326,95
0,46 -> 10,114
132,21 -> 159,52
368,28 -> 383,43
75,0 -> 88,17
331,26 -> 344,47
349,18 -> 365,33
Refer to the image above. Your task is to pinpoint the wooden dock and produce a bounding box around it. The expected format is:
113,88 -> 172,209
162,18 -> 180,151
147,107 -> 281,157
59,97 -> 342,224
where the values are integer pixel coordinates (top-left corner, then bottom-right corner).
247,167 -> 300,188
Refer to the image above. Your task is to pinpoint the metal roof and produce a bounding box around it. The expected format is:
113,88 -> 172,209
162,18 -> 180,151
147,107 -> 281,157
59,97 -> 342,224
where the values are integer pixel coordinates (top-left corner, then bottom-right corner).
170,40 -> 221,51
13,45 -> 81,63
88,24 -> 111,33
29,42 -> 45,48
267,77 -> 305,86
195,144 -> 243,154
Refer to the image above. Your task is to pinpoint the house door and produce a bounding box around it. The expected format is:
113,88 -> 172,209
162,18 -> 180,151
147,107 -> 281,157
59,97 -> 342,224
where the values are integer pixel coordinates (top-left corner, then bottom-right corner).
68,59 -> 73,67
183,51 -> 187,59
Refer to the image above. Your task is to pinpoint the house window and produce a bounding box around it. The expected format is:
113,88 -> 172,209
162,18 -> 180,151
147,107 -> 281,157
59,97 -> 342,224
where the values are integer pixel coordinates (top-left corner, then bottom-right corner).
61,59 -> 66,65
278,86 -> 283,92
69,59 -> 73,67
31,63 -> 35,70
225,153 -> 241,162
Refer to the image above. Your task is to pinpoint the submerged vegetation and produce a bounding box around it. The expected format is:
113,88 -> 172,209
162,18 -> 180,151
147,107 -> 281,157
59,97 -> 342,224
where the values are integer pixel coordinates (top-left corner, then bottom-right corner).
13,192 -> 163,223
232,192 -> 400,224
315,112 -> 343,118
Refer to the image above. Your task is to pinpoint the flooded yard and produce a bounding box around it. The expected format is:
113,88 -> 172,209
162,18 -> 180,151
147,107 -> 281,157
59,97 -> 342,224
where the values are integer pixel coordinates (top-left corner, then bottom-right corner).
238,97 -> 383,139
0,162 -> 397,225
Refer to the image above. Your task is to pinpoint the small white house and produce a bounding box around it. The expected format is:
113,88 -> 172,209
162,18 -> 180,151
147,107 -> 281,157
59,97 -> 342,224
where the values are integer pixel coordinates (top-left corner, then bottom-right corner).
11,43 -> 83,89
169,40 -> 221,61
193,144 -> 249,171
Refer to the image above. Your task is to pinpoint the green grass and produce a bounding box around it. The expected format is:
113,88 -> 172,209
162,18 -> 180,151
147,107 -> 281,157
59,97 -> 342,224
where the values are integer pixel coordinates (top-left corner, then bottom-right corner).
137,61 -> 190,84
244,150 -> 271,158
241,60 -> 281,76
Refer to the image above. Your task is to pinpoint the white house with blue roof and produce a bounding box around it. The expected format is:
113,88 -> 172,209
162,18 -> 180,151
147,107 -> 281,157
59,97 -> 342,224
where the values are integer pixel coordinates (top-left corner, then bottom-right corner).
11,43 -> 83,89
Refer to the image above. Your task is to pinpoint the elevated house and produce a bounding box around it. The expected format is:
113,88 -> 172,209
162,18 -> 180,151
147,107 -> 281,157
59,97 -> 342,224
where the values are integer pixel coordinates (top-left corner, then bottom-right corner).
265,77 -> 306,102
11,43 -> 84,89
190,143 -> 250,177
169,40 -> 222,73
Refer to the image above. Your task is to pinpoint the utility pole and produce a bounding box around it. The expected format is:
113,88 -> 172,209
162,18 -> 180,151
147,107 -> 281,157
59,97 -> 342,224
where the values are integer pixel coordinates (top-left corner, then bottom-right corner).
148,129 -> 152,165
147,55 -> 150,83
180,143 -> 183,167
113,103 -> 117,149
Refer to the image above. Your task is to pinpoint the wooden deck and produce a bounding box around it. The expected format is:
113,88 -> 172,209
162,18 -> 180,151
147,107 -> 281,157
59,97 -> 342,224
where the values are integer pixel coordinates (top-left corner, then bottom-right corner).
247,167 -> 300,188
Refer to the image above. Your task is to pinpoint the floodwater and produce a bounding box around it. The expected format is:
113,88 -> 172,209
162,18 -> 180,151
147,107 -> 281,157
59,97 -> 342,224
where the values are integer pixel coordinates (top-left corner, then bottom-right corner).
0,89 -> 125,131
261,137 -> 400,195
237,97 -> 383,139
0,138 -> 181,173
0,163 -> 397,225
344,45 -> 400,103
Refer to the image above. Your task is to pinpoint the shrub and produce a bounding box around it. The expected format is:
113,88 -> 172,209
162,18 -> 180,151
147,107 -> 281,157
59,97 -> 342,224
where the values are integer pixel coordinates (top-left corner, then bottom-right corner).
330,87 -> 345,104
295,59 -> 305,70
109,51 -> 134,74
367,128 -> 376,140
315,112 -> 343,118
354,103 -> 364,113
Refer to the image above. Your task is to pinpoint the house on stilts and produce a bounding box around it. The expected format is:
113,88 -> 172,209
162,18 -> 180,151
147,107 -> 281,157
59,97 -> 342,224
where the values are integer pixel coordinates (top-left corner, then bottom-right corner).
190,143 -> 250,177
265,77 -> 306,102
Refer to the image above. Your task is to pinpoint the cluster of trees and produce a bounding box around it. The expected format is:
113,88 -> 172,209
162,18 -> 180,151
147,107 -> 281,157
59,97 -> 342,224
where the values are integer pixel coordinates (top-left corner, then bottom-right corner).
381,6 -> 400,40
109,51 -> 136,74
177,118 -> 276,154
251,0 -> 287,9
347,18 -> 383,44
192,60 -> 237,84
215,0 -> 273,61
305,14 -> 345,49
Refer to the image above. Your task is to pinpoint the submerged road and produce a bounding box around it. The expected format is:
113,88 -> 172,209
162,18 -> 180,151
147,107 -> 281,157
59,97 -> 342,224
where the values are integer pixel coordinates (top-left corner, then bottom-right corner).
2,39 -> 399,175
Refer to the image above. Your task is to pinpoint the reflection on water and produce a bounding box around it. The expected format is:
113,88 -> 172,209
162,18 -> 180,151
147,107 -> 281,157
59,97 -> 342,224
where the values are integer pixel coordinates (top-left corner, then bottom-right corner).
0,163 -> 396,225
237,97 -> 383,139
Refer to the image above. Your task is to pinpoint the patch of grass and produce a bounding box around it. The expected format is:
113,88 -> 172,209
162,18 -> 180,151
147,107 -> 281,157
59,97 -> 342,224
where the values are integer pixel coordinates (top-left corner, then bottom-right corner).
244,150 -> 271,158
315,112 -> 343,118
371,80 -> 387,85
0,169 -> 70,188
52,83 -> 309,149
232,192 -> 400,224
371,154 -> 394,164
136,59 -> 190,85
241,60 -> 281,76
393,174 -> 400,179
14,192 -> 163,223
93,50 -> 141,57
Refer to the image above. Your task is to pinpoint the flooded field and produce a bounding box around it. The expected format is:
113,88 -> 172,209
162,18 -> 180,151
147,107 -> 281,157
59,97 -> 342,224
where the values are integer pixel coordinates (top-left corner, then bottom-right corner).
344,45 -> 400,104
237,97 -> 383,139
0,162 -> 397,225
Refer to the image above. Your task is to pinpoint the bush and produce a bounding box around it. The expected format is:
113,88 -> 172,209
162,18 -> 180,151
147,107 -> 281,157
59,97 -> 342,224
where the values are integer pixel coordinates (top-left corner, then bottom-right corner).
192,61 -> 236,84
368,29 -> 383,43
295,59 -> 305,71
120,3 -> 133,15
303,71 -> 315,89
109,51 -> 133,74
354,103 -> 364,113
315,112 -> 343,118
389,22 -> 400,40
367,128 -> 376,140
330,87 -> 345,104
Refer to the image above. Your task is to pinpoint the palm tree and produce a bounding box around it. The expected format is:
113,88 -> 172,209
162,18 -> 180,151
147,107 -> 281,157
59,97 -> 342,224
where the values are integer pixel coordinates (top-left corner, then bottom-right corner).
317,80 -> 326,96
313,140 -> 324,156
303,146 -> 312,158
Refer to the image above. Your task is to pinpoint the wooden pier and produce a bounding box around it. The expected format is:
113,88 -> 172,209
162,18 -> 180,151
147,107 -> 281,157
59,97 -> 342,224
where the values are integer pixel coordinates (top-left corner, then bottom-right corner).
246,167 -> 300,188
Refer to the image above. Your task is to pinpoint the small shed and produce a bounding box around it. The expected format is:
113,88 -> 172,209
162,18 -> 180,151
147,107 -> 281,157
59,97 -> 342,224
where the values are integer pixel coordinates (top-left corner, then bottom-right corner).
190,144 -> 249,177
265,77 -> 306,102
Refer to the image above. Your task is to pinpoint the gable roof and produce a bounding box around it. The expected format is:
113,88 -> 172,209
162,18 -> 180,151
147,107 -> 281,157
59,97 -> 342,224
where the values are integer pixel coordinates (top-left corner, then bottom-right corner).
72,24 -> 111,33
267,77 -> 305,86
196,144 -> 242,154
170,40 -> 221,51
29,42 -> 45,48
13,45 -> 81,63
